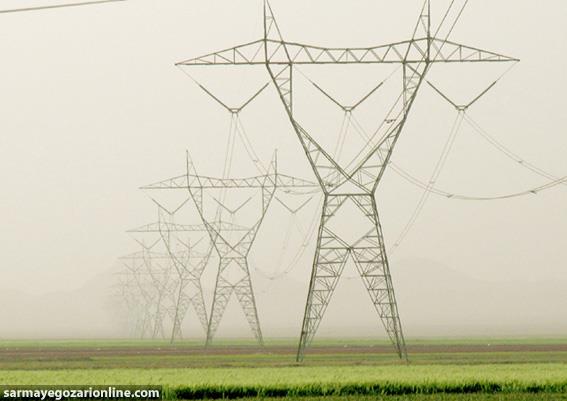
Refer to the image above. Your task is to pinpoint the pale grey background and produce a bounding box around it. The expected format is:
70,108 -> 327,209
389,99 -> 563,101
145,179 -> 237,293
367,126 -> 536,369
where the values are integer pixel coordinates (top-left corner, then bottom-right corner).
0,0 -> 565,338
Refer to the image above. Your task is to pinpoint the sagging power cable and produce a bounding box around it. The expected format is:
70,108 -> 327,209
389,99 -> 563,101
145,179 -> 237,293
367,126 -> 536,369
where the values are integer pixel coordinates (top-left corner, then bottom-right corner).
0,0 -> 125,14
176,68 -> 273,225
390,112 -> 465,253
340,76 -> 566,252
426,75 -> 566,189
254,196 -> 314,281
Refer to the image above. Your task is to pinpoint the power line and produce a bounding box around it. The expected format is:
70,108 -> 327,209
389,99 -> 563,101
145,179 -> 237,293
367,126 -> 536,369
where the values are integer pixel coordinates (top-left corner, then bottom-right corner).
463,113 -> 564,184
0,0 -> 126,14
391,112 -> 465,253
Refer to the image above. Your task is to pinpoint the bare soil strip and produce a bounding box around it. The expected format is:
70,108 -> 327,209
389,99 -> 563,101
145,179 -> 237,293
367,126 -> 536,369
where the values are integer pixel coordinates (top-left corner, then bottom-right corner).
1,343 -> 566,360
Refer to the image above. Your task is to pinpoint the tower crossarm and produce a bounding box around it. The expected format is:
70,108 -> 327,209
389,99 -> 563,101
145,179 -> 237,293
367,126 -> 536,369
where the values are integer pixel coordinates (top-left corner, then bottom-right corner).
177,38 -> 517,66
127,221 -> 207,233
143,173 -> 275,189
176,39 -> 266,66
142,174 -> 187,190
429,38 -> 519,63
194,174 -> 272,189
127,221 -> 249,233
142,173 -> 316,190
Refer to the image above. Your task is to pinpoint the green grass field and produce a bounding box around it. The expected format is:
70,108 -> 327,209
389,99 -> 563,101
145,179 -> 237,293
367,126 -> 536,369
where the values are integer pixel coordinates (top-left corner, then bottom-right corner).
2,337 -> 566,348
0,338 -> 565,400
241,396 -> 567,401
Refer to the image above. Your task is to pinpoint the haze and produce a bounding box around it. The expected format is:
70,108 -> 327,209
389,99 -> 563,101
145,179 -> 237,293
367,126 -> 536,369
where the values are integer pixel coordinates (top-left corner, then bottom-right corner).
0,0 -> 565,339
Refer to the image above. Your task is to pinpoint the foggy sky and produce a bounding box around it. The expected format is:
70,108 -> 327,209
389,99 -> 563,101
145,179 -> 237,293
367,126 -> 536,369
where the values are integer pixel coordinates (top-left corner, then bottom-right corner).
0,0 -> 565,338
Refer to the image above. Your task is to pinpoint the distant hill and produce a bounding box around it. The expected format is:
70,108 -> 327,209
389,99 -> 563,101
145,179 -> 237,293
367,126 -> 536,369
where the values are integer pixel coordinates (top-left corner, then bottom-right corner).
0,269 -> 121,339
251,258 -> 567,338
0,258 -> 565,339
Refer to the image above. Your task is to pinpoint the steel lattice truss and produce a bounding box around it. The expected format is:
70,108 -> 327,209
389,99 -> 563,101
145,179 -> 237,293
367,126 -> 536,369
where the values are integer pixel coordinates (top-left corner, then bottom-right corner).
119,247 -> 176,339
143,153 -> 318,345
143,172 -> 316,193
127,207 -> 216,343
114,273 -> 148,338
178,0 -> 518,360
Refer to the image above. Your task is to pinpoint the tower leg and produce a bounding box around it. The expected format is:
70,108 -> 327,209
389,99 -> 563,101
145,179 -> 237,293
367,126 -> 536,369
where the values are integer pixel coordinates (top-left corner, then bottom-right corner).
152,311 -> 166,340
170,282 -> 186,343
234,259 -> 263,345
191,281 -> 210,335
351,196 -> 407,360
206,257 -> 264,346
140,308 -> 152,339
297,196 -> 350,361
206,268 -> 233,346
170,279 -> 210,343
297,194 -> 407,361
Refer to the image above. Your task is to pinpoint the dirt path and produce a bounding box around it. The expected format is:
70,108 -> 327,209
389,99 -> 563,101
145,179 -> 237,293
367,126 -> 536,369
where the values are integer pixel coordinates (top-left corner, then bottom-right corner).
1,343 -> 566,360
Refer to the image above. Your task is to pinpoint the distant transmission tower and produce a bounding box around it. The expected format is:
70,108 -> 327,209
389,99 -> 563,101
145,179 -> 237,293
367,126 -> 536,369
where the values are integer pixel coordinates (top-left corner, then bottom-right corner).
143,153 -> 316,345
155,207 -> 214,343
114,272 -> 147,338
127,211 -> 215,343
119,248 -> 171,339
177,0 -> 518,360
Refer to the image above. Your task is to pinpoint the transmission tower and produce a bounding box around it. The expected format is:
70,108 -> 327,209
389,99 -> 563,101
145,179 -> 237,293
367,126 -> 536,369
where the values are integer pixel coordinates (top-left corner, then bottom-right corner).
156,208 -> 214,343
142,153 -> 317,345
113,272 -> 148,338
127,211 -> 218,342
119,249 -> 163,339
118,256 -> 150,339
176,0 -> 518,360
120,239 -> 176,340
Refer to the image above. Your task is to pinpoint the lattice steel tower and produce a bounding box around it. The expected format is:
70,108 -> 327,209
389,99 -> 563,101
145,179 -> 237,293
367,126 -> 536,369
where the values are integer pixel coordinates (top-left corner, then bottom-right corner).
143,154 -> 316,345
127,208 -> 215,343
177,0 -> 518,360
119,247 -> 173,339
144,158 -> 276,345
